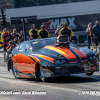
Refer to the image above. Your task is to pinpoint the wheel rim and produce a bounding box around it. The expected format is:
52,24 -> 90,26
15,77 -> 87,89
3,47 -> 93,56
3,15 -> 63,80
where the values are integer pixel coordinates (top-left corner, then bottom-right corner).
12,62 -> 17,77
40,67 -> 44,80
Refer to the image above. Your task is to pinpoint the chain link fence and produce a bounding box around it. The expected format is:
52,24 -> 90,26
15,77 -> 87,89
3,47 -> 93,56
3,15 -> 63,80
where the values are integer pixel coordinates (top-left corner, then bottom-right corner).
14,0 -> 93,8
0,0 -> 14,9
0,0 -> 93,9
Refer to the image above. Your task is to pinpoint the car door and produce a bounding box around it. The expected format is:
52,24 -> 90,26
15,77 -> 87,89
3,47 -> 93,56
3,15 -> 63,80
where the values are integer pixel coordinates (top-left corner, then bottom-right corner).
15,43 -> 36,73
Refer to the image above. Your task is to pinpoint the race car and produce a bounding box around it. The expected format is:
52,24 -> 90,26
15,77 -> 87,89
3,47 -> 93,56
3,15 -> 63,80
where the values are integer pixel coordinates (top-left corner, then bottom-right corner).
7,35 -> 99,82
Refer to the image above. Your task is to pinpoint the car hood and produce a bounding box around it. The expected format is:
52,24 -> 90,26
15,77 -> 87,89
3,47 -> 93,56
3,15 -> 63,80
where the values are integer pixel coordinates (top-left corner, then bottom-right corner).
32,45 -> 93,60
79,47 -> 95,57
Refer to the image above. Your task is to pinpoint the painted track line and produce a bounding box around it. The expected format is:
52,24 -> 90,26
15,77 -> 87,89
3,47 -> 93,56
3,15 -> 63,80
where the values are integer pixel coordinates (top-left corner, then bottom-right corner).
0,77 -> 78,93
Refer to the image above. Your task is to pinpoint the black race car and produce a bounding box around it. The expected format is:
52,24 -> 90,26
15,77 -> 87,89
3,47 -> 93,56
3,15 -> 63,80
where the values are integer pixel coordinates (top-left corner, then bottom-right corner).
7,35 -> 99,81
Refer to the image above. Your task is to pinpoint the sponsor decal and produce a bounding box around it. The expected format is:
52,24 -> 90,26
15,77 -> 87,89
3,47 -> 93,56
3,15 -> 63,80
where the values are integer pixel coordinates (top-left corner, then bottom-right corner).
42,17 -> 76,32
90,64 -> 96,71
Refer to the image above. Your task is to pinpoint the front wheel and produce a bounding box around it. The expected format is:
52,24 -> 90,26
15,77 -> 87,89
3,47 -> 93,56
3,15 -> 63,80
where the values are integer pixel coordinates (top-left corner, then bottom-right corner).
36,66 -> 46,82
39,66 -> 47,82
86,72 -> 93,76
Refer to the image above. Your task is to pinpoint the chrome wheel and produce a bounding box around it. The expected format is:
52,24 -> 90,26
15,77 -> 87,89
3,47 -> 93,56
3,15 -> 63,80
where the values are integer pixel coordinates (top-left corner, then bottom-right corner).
39,66 -> 46,82
12,61 -> 18,78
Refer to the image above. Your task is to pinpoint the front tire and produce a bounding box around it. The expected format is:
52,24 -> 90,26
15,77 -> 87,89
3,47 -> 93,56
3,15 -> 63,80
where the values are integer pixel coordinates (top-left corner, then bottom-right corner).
39,66 -> 46,82
86,72 -> 93,76
36,66 -> 46,82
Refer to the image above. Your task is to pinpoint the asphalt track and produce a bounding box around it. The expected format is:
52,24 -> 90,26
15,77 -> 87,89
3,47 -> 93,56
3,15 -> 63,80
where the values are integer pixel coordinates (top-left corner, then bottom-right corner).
0,49 -> 100,100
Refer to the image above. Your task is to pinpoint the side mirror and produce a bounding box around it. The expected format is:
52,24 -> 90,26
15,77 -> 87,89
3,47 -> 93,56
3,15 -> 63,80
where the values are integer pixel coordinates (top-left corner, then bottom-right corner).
25,48 -> 27,52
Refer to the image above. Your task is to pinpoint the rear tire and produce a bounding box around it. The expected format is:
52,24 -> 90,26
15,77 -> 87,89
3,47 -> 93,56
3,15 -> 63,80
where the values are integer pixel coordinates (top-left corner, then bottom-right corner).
11,61 -> 18,79
86,72 -> 93,76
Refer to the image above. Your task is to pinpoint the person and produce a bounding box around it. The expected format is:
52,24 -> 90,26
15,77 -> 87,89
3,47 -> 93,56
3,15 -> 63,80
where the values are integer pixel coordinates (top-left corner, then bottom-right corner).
89,23 -> 95,46
12,29 -> 21,38
10,33 -> 17,46
86,23 -> 92,49
18,30 -> 24,43
6,41 -> 15,61
59,23 -> 75,44
29,24 -> 39,40
59,22 -> 64,30
1,28 -> 11,62
12,29 -> 21,44
55,26 -> 60,37
91,32 -> 95,46
92,21 -> 100,46
38,25 -> 50,38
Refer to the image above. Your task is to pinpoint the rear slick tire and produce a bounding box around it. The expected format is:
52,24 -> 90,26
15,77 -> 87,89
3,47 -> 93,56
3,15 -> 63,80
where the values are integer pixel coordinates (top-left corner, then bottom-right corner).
11,61 -> 18,79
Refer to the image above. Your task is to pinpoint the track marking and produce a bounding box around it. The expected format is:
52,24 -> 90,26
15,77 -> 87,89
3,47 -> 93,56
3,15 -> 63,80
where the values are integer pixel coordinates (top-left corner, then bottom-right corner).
0,77 -> 78,93
1,77 -> 100,97
0,53 -> 3,57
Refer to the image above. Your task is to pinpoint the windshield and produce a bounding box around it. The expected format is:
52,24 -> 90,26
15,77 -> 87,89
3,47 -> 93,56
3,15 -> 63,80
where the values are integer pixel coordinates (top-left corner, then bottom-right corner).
43,38 -> 55,45
31,40 -> 46,51
31,38 -> 76,51
31,38 -> 56,51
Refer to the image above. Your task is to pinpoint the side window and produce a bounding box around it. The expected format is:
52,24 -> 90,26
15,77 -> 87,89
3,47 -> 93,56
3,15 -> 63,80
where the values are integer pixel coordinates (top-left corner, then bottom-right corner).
31,40 -> 46,51
19,44 -> 29,52
25,44 -> 30,52
12,44 -> 20,55
16,45 -> 20,51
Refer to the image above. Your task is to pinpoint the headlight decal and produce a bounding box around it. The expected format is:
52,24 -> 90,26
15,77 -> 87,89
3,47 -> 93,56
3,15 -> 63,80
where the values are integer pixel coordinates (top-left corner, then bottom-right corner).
81,59 -> 88,62
69,61 -> 77,63
88,55 -> 97,61
54,59 -> 68,64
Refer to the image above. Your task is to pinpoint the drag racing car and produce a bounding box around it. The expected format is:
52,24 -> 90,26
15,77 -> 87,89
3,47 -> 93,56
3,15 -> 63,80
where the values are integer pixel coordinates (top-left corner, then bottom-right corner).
7,35 -> 99,82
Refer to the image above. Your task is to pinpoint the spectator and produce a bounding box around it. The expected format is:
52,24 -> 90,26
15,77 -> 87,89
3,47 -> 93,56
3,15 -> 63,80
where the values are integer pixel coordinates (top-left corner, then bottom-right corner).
86,23 -> 92,49
12,29 -> 21,44
55,26 -> 60,37
1,28 -> 11,62
91,33 -> 95,46
38,25 -> 50,38
19,30 -> 24,42
59,23 -> 75,44
12,29 -> 20,38
29,24 -> 39,40
10,33 -> 17,46
10,32 -> 15,40
90,23 -> 95,46
60,22 -> 64,30
92,21 -> 100,46
6,41 -> 15,61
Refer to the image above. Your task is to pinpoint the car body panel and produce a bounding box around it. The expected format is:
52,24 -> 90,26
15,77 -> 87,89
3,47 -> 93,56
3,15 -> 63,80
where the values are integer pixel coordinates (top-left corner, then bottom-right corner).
79,47 -> 95,57
11,54 -> 37,73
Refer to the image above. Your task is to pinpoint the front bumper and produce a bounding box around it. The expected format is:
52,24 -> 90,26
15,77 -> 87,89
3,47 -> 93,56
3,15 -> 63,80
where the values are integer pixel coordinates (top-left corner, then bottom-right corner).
42,60 -> 99,77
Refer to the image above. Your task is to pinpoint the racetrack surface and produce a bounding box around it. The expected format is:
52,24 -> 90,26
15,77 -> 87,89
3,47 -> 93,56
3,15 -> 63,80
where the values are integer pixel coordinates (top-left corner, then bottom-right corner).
0,49 -> 100,100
